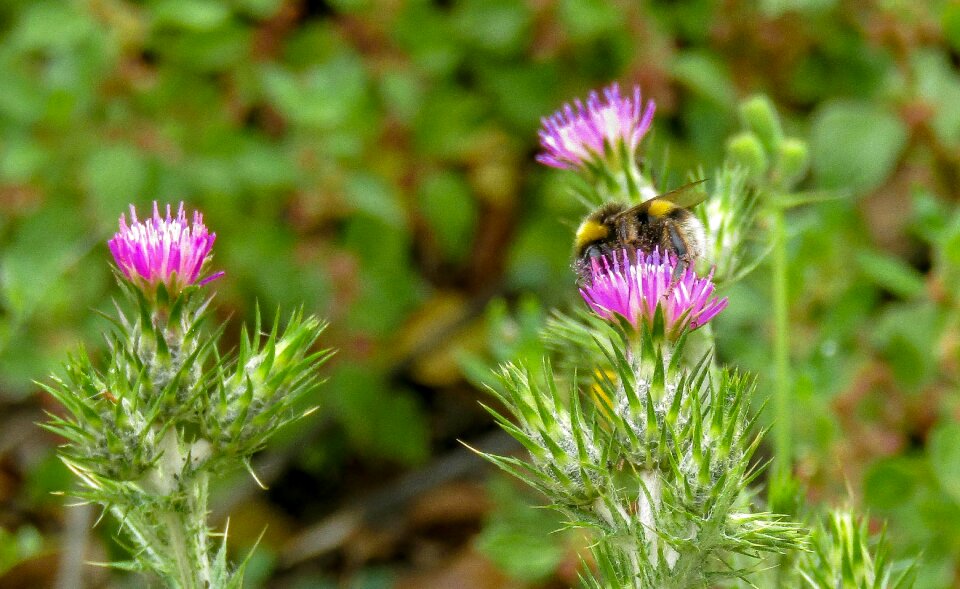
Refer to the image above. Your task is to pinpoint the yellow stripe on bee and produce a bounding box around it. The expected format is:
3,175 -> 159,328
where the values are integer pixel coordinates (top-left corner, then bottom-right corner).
647,199 -> 676,217
575,219 -> 609,249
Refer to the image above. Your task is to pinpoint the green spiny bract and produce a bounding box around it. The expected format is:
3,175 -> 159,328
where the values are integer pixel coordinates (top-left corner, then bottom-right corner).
204,306 -> 333,460
793,510 -> 916,589
479,315 -> 807,588
696,165 -> 763,286
42,279 -> 331,587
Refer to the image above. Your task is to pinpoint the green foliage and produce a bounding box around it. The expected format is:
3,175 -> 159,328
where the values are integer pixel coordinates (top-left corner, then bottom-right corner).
474,479 -> 567,582
795,511 -> 915,588
1,0 -> 959,585
810,101 -> 908,194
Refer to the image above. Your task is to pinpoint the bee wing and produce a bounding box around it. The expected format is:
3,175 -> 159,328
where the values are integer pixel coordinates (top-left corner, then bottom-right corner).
648,179 -> 708,208
612,179 -> 708,220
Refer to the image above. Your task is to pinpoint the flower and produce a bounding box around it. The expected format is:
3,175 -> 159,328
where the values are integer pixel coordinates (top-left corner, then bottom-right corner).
108,202 -> 223,295
537,83 -> 656,171
579,248 -> 727,338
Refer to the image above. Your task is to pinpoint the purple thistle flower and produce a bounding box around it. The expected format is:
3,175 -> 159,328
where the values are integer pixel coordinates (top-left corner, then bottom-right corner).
108,202 -> 223,295
537,83 -> 656,171
579,248 -> 727,339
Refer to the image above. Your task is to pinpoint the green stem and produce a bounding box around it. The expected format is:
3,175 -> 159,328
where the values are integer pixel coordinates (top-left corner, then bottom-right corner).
154,431 -> 212,589
164,510 -> 199,589
770,203 -> 792,496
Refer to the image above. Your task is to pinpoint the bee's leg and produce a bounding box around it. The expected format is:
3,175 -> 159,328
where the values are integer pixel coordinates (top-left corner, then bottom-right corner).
575,244 -> 609,285
666,221 -> 690,282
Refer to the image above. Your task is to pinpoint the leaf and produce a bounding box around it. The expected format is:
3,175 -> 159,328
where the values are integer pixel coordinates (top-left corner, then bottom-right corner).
345,172 -> 405,228
475,479 -> 567,582
810,100 -> 908,194
452,0 -> 531,56
855,250 -> 925,300
863,457 -> 921,511
417,170 -> 477,262
151,0 -> 231,31
942,2 -> 960,54
911,49 -> 960,149
81,146 -> 149,219
929,423 -> 960,505
672,51 -> 737,109
558,0 -> 622,41
260,53 -> 371,130
328,366 -> 430,464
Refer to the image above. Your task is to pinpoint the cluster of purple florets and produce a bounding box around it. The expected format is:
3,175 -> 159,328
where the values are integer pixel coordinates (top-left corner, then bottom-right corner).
108,202 -> 222,295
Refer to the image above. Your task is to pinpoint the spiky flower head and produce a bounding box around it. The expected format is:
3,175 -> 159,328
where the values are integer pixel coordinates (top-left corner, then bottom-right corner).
108,202 -> 223,297
579,248 -> 727,339
536,83 -> 655,172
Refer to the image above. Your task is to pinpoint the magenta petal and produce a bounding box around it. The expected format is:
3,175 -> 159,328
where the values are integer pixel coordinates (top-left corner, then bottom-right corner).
537,82 -> 656,170
579,248 -> 727,337
107,201 -> 220,294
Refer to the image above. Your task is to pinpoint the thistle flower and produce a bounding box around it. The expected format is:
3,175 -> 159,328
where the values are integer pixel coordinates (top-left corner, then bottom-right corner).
536,83 -> 655,171
108,202 -> 223,296
579,248 -> 727,338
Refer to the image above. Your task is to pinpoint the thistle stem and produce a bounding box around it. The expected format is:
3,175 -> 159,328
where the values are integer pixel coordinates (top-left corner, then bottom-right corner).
164,510 -> 199,589
770,203 -> 792,496
154,430 -> 212,589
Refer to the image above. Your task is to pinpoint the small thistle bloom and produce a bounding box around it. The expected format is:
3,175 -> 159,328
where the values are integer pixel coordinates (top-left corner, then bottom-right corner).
537,83 -> 656,171
580,248 -> 727,338
108,202 -> 223,296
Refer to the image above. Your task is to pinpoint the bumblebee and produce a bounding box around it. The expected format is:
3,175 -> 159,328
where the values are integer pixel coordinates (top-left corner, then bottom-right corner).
574,181 -> 707,281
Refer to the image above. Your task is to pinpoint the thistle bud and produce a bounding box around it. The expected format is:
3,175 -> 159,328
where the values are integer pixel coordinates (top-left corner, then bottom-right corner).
739,94 -> 783,154
726,131 -> 769,180
775,137 -> 810,188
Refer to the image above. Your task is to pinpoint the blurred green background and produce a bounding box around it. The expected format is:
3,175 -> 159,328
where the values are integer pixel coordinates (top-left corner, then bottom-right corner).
2,0 -> 960,586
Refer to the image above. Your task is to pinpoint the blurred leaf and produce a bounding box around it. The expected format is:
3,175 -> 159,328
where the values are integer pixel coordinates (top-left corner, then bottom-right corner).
475,479 -> 567,582
810,100 -> 908,194
911,49 -> 960,149
760,0 -> 837,16
476,62 -> 561,131
0,135 -> 47,182
328,365 -> 429,464
342,217 -> 424,335
81,145 -> 149,219
157,25 -> 251,71
391,3 -> 462,75
0,526 -> 44,576
0,208 -> 88,318
151,0 -> 232,31
864,457 -> 922,511
909,189 -> 951,245
872,302 -> 944,390
345,172 -> 405,229
942,2 -> 960,53
9,1 -> 96,52
234,0 -> 282,19
378,68 -> 423,124
855,250 -> 925,300
413,86 -> 487,159
559,0 -> 623,41
929,423 -> 960,505
260,54 -> 371,130
417,171 -> 477,262
0,66 -> 44,124
506,217 -> 572,298
672,50 -> 737,109
452,0 -> 531,56
24,453 -> 73,506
